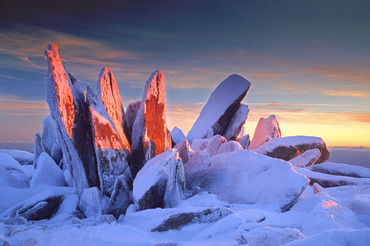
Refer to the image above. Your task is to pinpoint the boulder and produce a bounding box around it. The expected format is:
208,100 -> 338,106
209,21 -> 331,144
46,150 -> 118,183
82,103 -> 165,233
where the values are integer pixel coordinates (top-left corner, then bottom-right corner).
30,152 -> 66,189
254,136 -> 330,164
216,141 -> 243,155
250,115 -> 281,150
185,150 -> 309,211
307,162 -> 370,178
79,187 -> 105,218
131,70 -> 170,177
187,74 -> 251,143
173,139 -> 194,164
106,175 -> 132,218
184,150 -> 211,190
133,149 -> 185,210
191,135 -> 227,157
125,100 -> 141,143
171,127 -> 186,145
97,66 -> 130,152
236,134 -> 250,149
224,104 -> 250,140
289,149 -> 321,167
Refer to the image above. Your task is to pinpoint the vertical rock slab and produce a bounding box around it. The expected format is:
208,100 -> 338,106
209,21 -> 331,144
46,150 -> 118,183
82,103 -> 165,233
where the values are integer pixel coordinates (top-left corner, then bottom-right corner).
250,115 -> 281,150
87,88 -> 132,197
187,74 -> 251,143
107,175 -> 132,218
33,133 -> 43,168
224,104 -> 250,140
97,67 -> 130,152
131,70 -> 169,177
125,100 -> 141,144
45,44 -> 97,193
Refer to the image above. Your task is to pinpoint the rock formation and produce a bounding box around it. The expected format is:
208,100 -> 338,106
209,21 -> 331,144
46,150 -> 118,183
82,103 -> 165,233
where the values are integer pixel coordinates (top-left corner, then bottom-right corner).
224,104 -> 250,140
250,115 -> 281,150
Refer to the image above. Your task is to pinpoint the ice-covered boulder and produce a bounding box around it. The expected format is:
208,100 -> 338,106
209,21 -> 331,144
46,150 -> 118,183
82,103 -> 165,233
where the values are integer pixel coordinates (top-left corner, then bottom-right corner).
236,134 -> 250,149
224,104 -> 250,140
0,149 -> 33,166
87,88 -> 132,197
241,227 -> 305,246
171,127 -> 186,145
185,150 -> 309,211
133,149 -> 185,210
289,149 -> 321,167
187,74 -> 251,143
106,175 -> 132,218
191,135 -> 227,157
131,70 -> 170,177
308,162 -> 370,179
216,141 -> 243,155
0,153 -> 29,177
30,152 -> 66,189
45,43 -> 99,193
125,100 -> 141,143
184,150 -> 211,190
79,187 -> 105,218
97,66 -> 130,152
250,115 -> 281,150
0,165 -> 25,188
254,136 -> 330,163
173,139 -> 194,164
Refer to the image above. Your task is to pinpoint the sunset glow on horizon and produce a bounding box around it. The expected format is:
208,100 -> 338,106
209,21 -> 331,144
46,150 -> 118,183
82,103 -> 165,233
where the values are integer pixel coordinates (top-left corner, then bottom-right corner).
0,1 -> 369,148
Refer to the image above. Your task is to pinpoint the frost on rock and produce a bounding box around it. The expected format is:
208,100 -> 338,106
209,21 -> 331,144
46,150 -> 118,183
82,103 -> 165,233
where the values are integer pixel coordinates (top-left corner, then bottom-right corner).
45,43 -> 99,193
186,150 -> 309,211
171,127 -> 186,145
33,133 -> 43,168
250,115 -> 281,150
191,135 -> 227,157
216,141 -> 243,155
308,162 -> 370,179
41,115 -> 63,165
242,227 -> 305,246
236,134 -> 250,149
30,152 -> 66,189
254,136 -> 330,164
133,149 -> 185,211
97,66 -> 130,152
173,139 -> 194,164
131,70 -> 170,177
79,187 -> 104,218
187,74 -> 251,143
289,149 -> 321,167
224,104 -> 250,141
107,175 -> 132,219
125,100 -> 141,143
87,88 -> 132,197
184,150 -> 211,190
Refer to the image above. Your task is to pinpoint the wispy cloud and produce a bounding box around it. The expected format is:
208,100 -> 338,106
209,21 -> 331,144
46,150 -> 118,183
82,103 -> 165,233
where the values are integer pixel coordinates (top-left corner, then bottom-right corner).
0,94 -> 49,116
321,89 -> 369,99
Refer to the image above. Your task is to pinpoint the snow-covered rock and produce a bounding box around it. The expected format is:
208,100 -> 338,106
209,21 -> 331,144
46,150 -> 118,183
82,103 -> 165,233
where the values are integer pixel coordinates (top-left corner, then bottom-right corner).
106,175 -> 132,219
191,135 -> 227,157
41,116 -> 63,164
241,227 -> 305,246
308,162 -> 370,178
236,134 -> 250,149
171,127 -> 186,145
87,87 -> 132,197
184,150 -> 211,190
173,139 -> 194,164
254,136 -> 330,163
97,66 -> 130,152
0,153 -> 29,177
79,187 -> 105,218
224,104 -> 250,140
33,133 -> 43,167
289,149 -> 321,167
0,149 -> 33,166
30,152 -> 66,189
250,115 -> 281,150
131,70 -> 170,177
216,141 -> 243,155
0,165 -> 25,188
125,100 -> 141,143
133,149 -> 184,210
151,207 -> 233,232
186,150 -> 309,211
187,74 -> 251,143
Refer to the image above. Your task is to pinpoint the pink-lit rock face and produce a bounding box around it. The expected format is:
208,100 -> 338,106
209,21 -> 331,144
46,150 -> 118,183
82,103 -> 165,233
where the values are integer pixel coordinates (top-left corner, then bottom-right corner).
45,44 -> 74,139
97,67 -> 130,152
250,115 -> 281,150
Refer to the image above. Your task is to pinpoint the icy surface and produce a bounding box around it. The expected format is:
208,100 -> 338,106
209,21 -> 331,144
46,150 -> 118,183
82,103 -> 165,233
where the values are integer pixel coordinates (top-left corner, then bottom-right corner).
191,135 -> 227,157
250,115 -> 281,150
216,141 -> 243,155
173,139 -> 194,164
187,74 -> 251,143
171,126 -> 186,145
289,148 -> 321,167
0,149 -> 33,166
0,153 -> 29,177
224,104 -> 250,140
308,162 -> 370,178
79,187 -> 105,218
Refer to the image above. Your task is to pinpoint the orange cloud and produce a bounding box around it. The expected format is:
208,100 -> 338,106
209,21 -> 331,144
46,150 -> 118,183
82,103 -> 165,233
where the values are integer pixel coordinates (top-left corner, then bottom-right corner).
0,94 -> 49,116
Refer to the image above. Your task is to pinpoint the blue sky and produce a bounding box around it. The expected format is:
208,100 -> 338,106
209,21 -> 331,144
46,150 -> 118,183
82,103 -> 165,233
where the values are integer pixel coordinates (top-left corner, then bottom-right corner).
0,0 -> 369,146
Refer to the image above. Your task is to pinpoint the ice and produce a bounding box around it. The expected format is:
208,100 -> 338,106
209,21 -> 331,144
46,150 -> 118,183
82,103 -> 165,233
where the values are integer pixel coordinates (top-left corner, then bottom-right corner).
224,104 -> 250,141
289,149 -> 321,167
308,162 -> 370,178
250,115 -> 281,150
191,135 -> 227,157
79,187 -> 105,218
216,140 -> 243,155
0,153 -> 30,177
241,227 -> 305,246
171,126 -> 186,145
0,149 -> 33,166
173,139 -> 194,164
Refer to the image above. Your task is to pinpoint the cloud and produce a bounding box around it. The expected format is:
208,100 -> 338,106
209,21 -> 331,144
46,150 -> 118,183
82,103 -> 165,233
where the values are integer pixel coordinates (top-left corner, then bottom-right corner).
0,94 -> 49,116
321,89 -> 369,99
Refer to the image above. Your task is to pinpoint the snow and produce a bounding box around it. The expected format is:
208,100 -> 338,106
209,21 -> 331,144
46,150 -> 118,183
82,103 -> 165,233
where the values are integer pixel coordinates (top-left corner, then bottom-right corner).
216,140 -> 243,155
289,148 -> 321,167
173,139 -> 194,164
191,135 -> 227,156
187,74 -> 251,143
79,187 -> 105,217
0,153 -> 30,177
224,104 -> 250,140
0,149 -> 33,166
308,162 -> 370,178
171,126 -> 186,145
250,115 -> 281,150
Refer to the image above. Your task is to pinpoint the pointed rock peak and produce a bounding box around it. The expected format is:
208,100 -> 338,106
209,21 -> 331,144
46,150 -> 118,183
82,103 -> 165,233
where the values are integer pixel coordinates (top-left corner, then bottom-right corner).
97,66 -> 130,151
250,115 -> 281,150
144,70 -> 165,104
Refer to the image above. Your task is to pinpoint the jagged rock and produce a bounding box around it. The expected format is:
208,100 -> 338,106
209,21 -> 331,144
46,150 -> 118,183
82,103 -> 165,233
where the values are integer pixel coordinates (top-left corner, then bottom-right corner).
216,141 -> 243,155
107,175 -> 132,218
254,136 -> 330,164
187,74 -> 251,143
79,187 -> 104,217
133,149 -> 184,210
236,134 -> 250,149
185,150 -> 309,211
171,127 -> 186,145
289,149 -> 321,167
33,133 -> 43,168
250,115 -> 281,150
151,207 -> 233,232
0,149 -> 33,166
30,152 -> 66,189
307,162 -> 370,178
45,43 -> 99,193
1,187 -> 76,221
184,150 -> 211,190
87,87 -> 132,197
131,70 -> 170,177
191,135 -> 227,157
125,100 -> 141,143
97,66 -> 130,152
173,139 -> 194,164
224,104 -> 250,140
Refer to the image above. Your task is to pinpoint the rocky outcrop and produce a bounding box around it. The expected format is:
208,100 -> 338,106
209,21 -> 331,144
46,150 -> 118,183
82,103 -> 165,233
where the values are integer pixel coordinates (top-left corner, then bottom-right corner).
187,74 -> 251,143
224,104 -> 250,140
254,136 -> 330,164
250,115 -> 281,150
131,70 -> 170,177
106,175 -> 132,218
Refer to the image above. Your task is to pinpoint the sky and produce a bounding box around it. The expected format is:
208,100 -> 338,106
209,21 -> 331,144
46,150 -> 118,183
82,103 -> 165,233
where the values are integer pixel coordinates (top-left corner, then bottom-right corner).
0,0 -> 369,147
